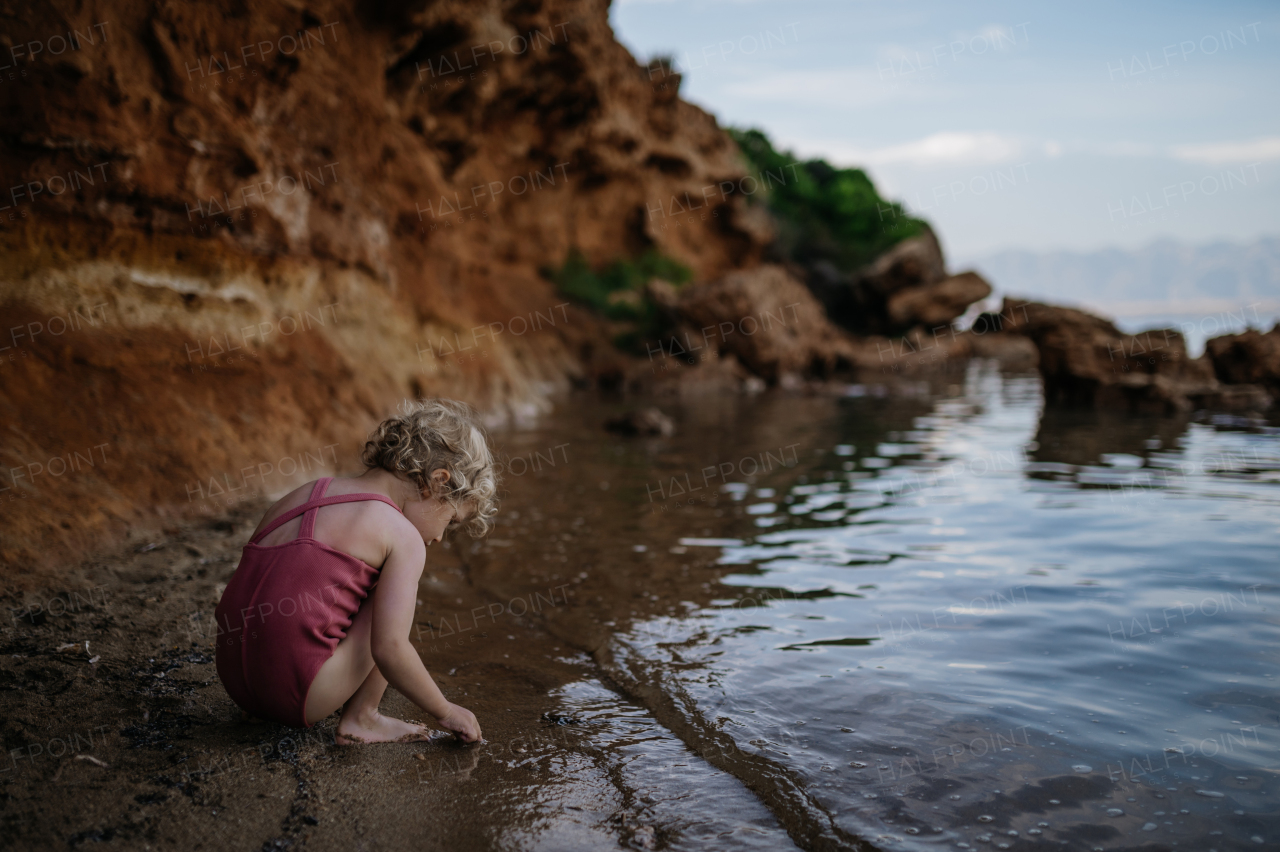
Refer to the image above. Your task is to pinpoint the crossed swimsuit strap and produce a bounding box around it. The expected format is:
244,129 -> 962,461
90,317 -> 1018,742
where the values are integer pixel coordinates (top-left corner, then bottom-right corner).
249,477 -> 401,544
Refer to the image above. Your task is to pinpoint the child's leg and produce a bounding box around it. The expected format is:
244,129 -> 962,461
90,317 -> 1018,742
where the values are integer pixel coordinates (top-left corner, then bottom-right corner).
305,598 -> 435,744
304,597 -> 377,724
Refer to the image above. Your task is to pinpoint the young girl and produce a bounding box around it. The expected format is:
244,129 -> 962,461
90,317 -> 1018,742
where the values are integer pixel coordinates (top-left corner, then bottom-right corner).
214,399 -> 498,744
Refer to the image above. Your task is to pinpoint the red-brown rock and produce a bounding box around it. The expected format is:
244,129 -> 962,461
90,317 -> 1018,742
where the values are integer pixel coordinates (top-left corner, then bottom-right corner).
1205,324 -> 1280,398
0,0 -> 773,576
859,226 -> 949,298
666,264 -> 857,383
807,224 -> 990,334
886,271 -> 993,329
999,299 -> 1223,412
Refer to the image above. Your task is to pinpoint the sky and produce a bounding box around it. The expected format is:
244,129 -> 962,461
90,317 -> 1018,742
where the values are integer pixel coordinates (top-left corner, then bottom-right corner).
610,0 -> 1280,263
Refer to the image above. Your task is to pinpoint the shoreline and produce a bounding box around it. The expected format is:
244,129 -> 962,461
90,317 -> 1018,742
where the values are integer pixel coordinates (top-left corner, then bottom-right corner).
7,380 -> 1269,850
0,487 -> 799,851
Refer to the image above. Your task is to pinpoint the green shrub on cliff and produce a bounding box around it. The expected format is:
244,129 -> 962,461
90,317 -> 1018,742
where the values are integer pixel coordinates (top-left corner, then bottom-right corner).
545,249 -> 692,352
550,249 -> 691,316
728,127 -> 925,272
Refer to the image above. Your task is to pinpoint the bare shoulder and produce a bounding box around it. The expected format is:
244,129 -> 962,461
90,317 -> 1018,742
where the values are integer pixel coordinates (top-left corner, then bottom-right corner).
321,478 -> 413,531
318,478 -> 422,561
250,480 -> 321,537
349,498 -> 417,538
345,500 -> 423,572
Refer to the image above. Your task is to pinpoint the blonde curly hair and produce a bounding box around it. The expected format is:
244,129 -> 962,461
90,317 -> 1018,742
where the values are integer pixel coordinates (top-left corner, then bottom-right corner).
361,399 -> 499,537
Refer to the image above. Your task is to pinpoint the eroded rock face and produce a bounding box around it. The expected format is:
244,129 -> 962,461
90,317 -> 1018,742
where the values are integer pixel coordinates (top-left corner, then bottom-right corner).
663,264 -> 856,383
998,299 -> 1274,413
859,226 -> 949,299
0,0 -> 771,573
806,225 -> 991,334
1205,325 -> 1280,397
886,271 -> 992,330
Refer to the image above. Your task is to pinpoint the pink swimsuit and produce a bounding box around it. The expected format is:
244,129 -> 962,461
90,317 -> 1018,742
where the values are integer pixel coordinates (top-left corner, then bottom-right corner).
214,478 -> 401,727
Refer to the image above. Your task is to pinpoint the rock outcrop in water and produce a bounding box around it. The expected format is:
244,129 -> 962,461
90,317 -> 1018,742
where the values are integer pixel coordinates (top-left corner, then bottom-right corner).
0,0 -> 785,572
651,264 -> 857,384
1205,324 -> 1280,400
805,224 -> 993,335
995,298 -> 1274,413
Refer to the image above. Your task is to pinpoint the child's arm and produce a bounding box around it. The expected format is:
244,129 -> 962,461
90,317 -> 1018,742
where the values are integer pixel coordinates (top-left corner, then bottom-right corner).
369,528 -> 482,742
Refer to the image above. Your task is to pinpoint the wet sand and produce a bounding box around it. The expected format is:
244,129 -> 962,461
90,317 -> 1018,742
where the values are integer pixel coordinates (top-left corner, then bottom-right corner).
0,391 -> 826,851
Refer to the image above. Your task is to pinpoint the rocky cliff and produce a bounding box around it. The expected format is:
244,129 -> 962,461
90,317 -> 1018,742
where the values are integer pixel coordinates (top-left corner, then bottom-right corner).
0,0 -> 775,574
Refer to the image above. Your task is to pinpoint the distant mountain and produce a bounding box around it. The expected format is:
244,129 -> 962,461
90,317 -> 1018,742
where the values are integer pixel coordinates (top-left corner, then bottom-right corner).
963,237 -> 1280,310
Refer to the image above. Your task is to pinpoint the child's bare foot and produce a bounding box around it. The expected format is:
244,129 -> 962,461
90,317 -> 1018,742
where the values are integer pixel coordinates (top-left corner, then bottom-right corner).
335,710 -> 435,745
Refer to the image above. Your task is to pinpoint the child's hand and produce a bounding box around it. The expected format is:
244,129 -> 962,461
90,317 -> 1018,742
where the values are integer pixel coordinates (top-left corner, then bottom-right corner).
435,702 -> 482,743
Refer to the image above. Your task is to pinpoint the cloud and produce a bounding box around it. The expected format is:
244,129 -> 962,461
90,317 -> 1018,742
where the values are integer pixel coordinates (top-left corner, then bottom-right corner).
1170,138 -> 1280,165
1088,141 -> 1159,158
873,23 -> 1027,62
721,68 -> 896,110
782,132 -> 1026,171
865,132 -> 1023,166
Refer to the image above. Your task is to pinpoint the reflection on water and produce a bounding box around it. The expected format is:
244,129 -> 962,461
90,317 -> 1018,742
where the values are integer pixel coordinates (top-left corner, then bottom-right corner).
477,363 -> 1280,851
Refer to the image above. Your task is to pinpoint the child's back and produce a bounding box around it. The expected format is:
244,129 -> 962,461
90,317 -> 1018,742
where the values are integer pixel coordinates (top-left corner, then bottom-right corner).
215,477 -> 402,727
213,399 -> 498,743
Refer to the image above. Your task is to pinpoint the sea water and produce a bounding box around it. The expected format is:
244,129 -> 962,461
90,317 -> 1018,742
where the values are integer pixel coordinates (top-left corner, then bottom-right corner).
482,361 -> 1279,850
